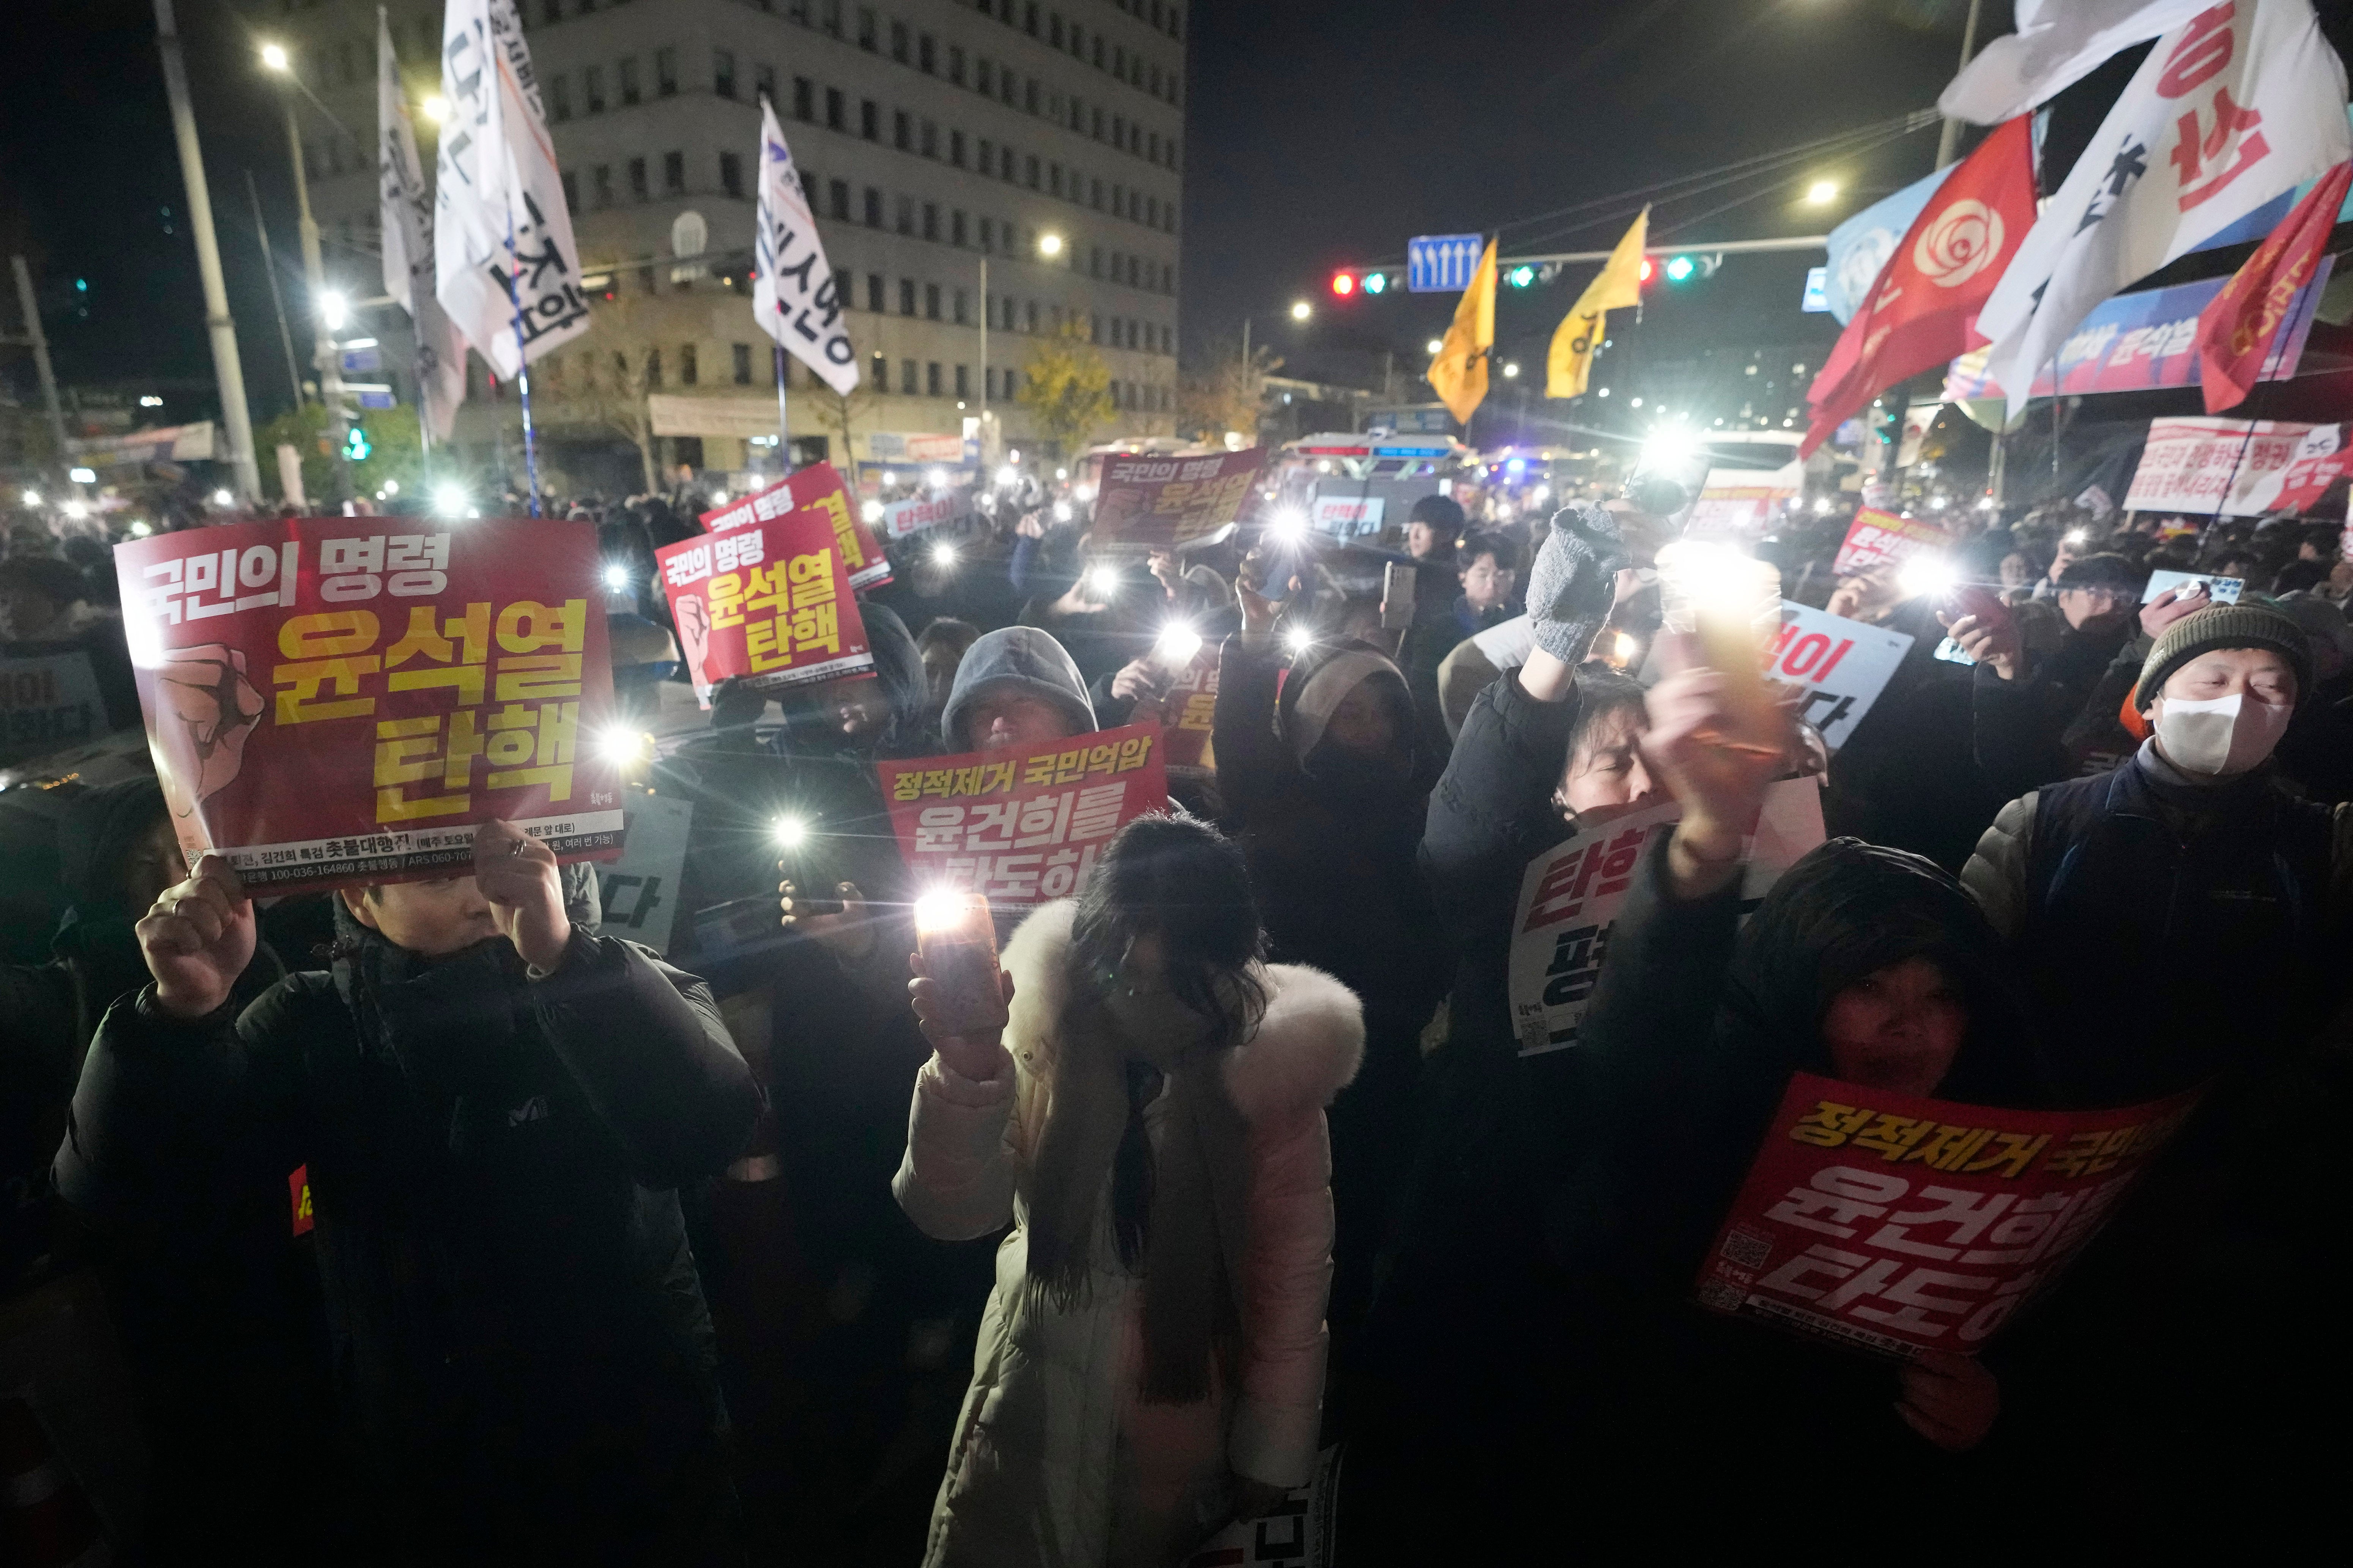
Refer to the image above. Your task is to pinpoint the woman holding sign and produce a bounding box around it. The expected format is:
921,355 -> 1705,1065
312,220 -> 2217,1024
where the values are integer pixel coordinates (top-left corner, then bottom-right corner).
892,814 -> 1363,1567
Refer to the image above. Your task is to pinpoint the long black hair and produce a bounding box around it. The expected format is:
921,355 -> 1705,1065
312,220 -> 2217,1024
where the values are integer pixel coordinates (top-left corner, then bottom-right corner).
1063,812 -> 1271,1270
1065,811 -> 1270,1056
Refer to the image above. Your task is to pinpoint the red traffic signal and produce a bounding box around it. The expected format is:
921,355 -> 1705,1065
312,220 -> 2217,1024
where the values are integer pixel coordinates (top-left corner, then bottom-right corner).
1330,270 -> 1357,297
1638,257 -> 1656,285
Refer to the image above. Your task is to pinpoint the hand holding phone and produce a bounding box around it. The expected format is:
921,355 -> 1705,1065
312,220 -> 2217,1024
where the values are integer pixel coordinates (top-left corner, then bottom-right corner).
911,892 -> 1011,1077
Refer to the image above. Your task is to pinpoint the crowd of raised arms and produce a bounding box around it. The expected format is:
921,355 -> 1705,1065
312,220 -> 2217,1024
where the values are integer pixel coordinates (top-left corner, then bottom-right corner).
3,470 -> 2350,1564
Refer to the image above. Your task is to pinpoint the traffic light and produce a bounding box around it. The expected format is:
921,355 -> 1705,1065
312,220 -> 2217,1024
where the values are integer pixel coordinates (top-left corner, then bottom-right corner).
1360,271 -> 1387,295
1663,254 -> 1697,284
342,425 -> 372,461
1506,264 -> 1538,288
1639,257 -> 1657,285
1331,269 -> 1356,297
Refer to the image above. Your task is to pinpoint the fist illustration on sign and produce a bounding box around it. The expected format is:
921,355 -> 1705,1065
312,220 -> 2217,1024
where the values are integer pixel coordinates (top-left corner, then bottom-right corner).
153,644 -> 264,817
675,594 -> 713,686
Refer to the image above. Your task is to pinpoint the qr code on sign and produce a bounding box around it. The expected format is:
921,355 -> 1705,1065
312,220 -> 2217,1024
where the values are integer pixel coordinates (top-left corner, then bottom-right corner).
1696,1280 -> 1747,1313
1719,1226 -> 1773,1270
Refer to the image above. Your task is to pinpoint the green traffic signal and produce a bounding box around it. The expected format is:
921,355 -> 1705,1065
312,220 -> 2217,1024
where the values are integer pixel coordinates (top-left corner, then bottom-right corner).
343,426 -> 372,461
1506,264 -> 1537,288
1663,255 -> 1697,283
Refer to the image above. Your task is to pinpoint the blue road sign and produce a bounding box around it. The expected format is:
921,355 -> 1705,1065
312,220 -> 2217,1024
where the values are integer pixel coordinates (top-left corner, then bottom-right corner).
1801,266 -> 1830,313
1407,233 -> 1485,293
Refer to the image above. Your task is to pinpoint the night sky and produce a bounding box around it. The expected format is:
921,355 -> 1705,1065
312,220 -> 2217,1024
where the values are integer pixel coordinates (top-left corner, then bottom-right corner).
3,2 -> 2348,434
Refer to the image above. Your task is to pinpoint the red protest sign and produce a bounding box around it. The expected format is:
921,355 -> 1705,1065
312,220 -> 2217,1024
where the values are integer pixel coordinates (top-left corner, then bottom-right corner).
875,721 -> 1169,905
1695,1071 -> 2203,1359
1142,647 -> 1218,777
659,504 -> 874,708
1831,508 -> 1949,576
1091,448 -> 1266,551
113,517 -> 624,893
701,462 -> 891,590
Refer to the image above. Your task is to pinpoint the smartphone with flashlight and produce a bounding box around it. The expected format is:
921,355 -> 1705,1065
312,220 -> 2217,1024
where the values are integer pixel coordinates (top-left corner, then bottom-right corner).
914,891 -> 1007,1036
775,814 -> 842,916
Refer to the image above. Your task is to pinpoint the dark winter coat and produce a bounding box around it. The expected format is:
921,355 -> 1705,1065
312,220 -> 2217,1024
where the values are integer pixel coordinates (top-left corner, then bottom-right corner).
55,912 -> 762,1564
1825,596 -> 2008,871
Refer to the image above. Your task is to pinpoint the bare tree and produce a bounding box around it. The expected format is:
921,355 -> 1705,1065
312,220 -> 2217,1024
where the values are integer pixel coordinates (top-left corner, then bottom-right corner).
539,287 -> 662,493
1177,336 -> 1280,446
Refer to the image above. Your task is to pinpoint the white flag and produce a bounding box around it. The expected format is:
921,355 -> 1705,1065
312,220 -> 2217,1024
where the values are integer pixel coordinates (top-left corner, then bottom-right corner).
1940,0 -> 2213,125
1977,0 -> 2350,420
434,0 -> 590,381
753,99 -> 858,395
378,9 -> 466,441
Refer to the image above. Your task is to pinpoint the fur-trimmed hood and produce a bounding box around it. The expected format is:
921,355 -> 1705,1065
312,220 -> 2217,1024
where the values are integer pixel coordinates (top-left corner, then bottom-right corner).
998,899 -> 1365,1123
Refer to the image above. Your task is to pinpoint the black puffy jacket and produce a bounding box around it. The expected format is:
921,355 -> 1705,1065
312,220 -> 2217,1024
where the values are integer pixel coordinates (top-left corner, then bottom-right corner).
56,907 -> 762,1565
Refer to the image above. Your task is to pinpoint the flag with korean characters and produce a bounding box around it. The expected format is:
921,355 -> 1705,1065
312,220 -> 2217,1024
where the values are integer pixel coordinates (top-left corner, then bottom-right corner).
1695,1072 -> 2207,1359
112,516 -> 624,893
1508,776 -> 1825,1057
875,722 -> 1170,907
659,496 -> 876,708
1090,448 -> 1267,551
701,461 -> 891,590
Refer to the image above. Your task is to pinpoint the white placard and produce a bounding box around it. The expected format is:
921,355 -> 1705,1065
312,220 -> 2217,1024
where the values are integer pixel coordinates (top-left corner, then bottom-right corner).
1508,777 -> 1825,1057
596,792 -> 694,954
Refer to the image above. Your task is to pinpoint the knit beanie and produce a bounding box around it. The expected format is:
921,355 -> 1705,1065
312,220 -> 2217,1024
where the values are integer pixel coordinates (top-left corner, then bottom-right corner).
2132,600 -> 2313,712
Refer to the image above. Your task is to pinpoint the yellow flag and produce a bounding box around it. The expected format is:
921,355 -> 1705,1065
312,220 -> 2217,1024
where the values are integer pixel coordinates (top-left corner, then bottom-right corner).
1428,239 -> 1497,425
1546,208 -> 1650,400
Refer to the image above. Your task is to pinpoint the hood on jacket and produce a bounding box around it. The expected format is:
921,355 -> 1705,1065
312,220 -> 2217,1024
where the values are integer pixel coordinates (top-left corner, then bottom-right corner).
998,899 -> 1363,1123
55,776 -> 170,915
942,626 -> 1097,749
1722,837 -> 2039,1108
1273,637 -> 1417,781
781,598 -> 934,756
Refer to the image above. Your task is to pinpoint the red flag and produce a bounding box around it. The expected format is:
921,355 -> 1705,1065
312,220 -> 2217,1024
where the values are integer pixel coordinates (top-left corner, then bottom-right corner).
2195,159 -> 2353,414
1799,117 -> 2039,459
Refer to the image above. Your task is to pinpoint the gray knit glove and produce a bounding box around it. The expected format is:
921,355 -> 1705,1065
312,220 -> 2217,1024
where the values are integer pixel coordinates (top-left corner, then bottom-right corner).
1527,504 -> 1630,662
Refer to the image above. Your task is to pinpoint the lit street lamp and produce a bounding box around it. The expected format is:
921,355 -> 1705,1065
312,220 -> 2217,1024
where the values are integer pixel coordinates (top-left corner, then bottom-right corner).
1289,300 -> 1312,321
261,38 -> 352,502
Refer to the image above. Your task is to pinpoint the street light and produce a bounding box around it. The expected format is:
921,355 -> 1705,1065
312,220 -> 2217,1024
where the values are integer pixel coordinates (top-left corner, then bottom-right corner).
259,41 -> 289,73
1502,362 -> 1521,379
1805,179 -> 1840,206
1289,301 -> 1311,321
1038,232 -> 1063,258
319,290 -> 349,331
420,95 -> 448,124
264,45 -> 352,507
1425,338 -> 1444,356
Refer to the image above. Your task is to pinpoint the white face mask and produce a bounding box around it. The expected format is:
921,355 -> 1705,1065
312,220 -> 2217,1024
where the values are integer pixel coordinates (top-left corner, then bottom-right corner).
2152,691 -> 2293,778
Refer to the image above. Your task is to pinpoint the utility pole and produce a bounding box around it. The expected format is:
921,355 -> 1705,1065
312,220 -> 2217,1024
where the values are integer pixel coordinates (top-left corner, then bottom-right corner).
1935,0 -> 1986,170
276,91 -> 351,502
9,257 -> 76,493
153,0 -> 261,500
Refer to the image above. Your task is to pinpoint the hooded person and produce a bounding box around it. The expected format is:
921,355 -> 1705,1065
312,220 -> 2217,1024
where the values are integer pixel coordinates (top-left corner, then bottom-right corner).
55,822 -> 762,1564
893,814 -> 1364,1567
1211,586 -> 1450,1350
940,624 -> 1098,754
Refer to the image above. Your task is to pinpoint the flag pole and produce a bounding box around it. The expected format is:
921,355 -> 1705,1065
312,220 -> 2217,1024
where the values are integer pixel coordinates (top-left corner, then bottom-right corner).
507,214 -> 541,517
775,343 -> 792,475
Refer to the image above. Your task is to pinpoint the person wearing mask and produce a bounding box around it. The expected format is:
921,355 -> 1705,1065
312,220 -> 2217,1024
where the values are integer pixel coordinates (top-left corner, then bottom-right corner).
1211,568 -> 1449,1344
56,822 -> 763,1564
894,814 -> 1363,1567
1950,552 -> 2144,797
1962,601 -> 2351,1104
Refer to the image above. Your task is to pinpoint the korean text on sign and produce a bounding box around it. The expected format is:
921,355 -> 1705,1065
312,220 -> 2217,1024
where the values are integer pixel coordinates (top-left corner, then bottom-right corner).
700,461 -> 890,590
1831,508 -> 1950,576
1762,601 -> 1915,753
875,723 -> 1169,907
112,516 -> 624,893
1507,778 -> 1824,1057
1091,447 -> 1267,551
660,492 -> 875,707
1694,1071 -> 2205,1359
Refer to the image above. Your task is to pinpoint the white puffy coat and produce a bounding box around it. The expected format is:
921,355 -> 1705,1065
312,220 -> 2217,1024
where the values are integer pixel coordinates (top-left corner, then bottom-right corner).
893,899 -> 1363,1568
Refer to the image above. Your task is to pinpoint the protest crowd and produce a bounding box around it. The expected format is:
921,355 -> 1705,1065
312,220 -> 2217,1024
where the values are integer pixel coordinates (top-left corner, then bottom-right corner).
6,444 -> 2353,1565
7,0 -> 2353,1562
